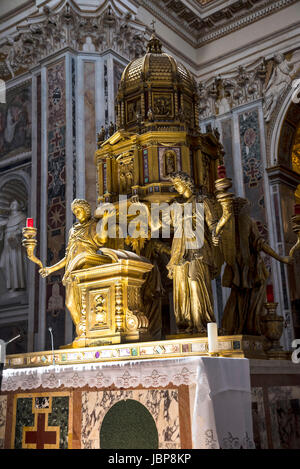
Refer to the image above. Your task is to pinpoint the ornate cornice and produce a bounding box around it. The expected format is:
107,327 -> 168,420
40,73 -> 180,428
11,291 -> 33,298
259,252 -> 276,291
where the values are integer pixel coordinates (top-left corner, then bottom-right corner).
138,0 -> 299,47
0,0 -> 149,78
197,48 -> 300,121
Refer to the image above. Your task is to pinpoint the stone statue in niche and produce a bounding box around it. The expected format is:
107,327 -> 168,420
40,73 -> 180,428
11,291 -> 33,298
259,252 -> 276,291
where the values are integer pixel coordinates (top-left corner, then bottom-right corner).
82,36 -> 95,52
119,158 -> 134,194
263,53 -> 294,122
0,200 -> 27,293
216,87 -> 231,115
47,282 -> 64,315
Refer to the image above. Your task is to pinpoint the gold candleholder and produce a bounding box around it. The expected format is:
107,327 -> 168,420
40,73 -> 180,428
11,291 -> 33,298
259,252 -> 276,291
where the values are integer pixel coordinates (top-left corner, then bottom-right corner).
214,177 -> 235,237
289,214 -> 300,257
22,226 -> 44,269
214,175 -> 236,266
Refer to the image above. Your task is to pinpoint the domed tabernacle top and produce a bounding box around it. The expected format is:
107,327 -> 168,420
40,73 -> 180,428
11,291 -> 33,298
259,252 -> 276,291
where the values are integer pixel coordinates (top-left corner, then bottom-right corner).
115,32 -> 198,132
119,32 -> 196,93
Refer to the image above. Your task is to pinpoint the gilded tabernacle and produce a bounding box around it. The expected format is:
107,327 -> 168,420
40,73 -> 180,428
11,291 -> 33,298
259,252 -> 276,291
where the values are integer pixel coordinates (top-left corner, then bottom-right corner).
20,31 -> 299,356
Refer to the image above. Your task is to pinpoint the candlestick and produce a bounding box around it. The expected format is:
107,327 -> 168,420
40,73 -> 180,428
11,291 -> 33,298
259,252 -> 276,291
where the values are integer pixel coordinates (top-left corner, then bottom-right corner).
22,225 -> 43,269
26,218 -> 34,228
207,322 -> 218,354
217,165 -> 227,179
266,284 -> 274,303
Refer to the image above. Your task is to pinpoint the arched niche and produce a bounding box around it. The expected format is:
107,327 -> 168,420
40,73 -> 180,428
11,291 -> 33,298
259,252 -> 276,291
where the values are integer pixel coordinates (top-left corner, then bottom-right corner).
268,98 -> 300,338
0,174 -> 29,305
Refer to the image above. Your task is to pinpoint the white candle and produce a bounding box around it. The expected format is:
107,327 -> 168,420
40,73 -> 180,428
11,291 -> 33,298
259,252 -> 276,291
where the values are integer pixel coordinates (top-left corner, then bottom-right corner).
207,322 -> 218,354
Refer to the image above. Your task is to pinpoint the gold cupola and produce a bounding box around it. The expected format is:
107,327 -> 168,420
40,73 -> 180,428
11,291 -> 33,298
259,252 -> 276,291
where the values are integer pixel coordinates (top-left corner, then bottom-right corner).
115,32 -> 199,133
95,32 -> 223,205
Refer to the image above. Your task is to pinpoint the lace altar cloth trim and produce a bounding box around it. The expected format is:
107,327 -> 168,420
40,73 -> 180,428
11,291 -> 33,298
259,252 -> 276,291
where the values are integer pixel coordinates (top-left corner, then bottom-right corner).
1,356 -> 255,449
2,357 -> 201,391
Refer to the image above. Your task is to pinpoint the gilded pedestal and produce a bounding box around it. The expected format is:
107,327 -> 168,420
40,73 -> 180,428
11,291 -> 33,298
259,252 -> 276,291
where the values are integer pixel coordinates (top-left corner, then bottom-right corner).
68,250 -> 153,348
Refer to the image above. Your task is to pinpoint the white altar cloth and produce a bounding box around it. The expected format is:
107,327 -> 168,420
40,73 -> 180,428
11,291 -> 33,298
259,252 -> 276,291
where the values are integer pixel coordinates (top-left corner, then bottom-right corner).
1,356 -> 254,449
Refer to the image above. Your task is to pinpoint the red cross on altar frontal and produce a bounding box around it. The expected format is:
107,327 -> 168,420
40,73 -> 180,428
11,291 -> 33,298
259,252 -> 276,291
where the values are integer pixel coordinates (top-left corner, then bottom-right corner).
24,413 -> 59,449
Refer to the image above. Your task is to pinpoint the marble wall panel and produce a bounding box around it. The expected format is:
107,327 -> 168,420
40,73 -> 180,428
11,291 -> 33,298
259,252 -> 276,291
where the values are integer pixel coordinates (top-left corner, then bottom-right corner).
72,57 -> 76,201
34,74 -> 41,334
239,109 -> 268,239
84,61 -> 96,210
0,395 -> 7,449
81,389 -> 181,449
46,59 -> 66,349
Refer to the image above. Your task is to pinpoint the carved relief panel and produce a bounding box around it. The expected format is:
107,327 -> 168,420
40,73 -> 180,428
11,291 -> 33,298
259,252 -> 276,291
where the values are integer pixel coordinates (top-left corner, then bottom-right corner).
152,93 -> 173,118
88,287 -> 112,333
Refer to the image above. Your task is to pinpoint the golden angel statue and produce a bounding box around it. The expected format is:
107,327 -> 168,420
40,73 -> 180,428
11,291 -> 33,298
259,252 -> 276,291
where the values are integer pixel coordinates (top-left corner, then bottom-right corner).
39,199 -> 109,336
167,171 -> 224,334
221,197 -> 294,335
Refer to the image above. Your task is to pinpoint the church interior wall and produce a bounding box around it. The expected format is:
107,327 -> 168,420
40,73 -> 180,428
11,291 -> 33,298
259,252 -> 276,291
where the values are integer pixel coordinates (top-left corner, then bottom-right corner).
1,0 -> 300,452
194,2 -> 300,80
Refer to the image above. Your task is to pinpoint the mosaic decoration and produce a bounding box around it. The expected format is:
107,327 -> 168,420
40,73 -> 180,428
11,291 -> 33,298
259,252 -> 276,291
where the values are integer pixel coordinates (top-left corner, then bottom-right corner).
12,393 -> 71,449
46,60 -> 66,349
4,336 -> 264,370
34,74 -> 42,334
239,109 -> 268,239
0,81 -> 31,160
72,57 -> 76,201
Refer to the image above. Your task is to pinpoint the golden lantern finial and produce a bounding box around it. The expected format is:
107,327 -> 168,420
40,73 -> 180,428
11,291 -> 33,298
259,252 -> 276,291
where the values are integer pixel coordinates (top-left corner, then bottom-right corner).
147,20 -> 162,54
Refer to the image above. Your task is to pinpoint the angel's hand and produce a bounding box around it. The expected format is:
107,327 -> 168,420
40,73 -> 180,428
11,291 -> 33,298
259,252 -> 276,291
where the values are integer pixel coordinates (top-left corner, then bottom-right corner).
283,256 -> 294,265
167,268 -> 173,280
212,232 -> 220,246
39,267 -> 51,278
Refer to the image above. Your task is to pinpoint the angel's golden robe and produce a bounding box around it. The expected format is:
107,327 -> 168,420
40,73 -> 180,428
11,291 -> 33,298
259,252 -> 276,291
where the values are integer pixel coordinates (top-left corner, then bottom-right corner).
167,194 -> 223,332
